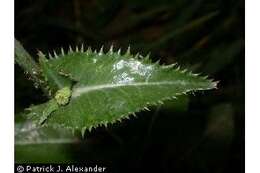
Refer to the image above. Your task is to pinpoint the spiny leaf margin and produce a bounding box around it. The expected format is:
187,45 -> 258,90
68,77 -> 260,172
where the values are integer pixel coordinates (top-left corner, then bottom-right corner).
26,45 -> 218,137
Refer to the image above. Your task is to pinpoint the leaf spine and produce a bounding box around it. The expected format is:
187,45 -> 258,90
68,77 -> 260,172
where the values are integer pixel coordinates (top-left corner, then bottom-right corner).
53,50 -> 58,58
48,52 -> 53,59
86,47 -> 92,54
99,45 -> 104,55
80,44 -> 84,52
61,48 -> 65,56
69,45 -> 73,53
81,126 -> 87,138
109,45 -> 114,54
126,45 -> 131,55
117,48 -> 121,55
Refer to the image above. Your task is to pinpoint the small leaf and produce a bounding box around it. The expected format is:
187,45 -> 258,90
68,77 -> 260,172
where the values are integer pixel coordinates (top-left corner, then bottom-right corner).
38,52 -> 72,96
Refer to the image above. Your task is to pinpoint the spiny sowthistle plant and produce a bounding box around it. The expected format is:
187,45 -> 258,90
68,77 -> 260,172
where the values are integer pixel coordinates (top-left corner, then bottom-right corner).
15,40 -> 217,138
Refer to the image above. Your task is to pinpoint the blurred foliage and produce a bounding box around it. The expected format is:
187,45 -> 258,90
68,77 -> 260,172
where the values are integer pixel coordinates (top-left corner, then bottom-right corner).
15,0 -> 244,173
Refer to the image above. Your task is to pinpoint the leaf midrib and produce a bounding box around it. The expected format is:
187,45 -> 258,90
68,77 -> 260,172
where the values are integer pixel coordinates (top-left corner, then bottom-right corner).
16,139 -> 77,145
71,80 -> 205,98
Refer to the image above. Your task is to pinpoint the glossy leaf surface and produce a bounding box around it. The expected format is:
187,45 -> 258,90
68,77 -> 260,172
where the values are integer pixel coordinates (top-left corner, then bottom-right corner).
26,47 -> 217,134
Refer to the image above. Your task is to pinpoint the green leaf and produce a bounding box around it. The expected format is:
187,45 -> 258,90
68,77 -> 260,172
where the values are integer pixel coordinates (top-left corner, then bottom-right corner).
15,121 -> 77,145
26,46 -> 217,134
15,120 -> 78,163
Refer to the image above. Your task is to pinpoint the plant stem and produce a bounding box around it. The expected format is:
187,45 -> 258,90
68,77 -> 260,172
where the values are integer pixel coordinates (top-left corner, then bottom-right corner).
15,39 -> 49,96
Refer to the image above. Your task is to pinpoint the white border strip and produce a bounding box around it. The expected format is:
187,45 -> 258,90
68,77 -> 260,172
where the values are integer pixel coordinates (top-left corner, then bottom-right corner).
246,0 -> 260,173
0,0 -> 14,171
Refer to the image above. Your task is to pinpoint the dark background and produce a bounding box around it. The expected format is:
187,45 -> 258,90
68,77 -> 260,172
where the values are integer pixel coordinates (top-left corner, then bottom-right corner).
15,0 -> 244,173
